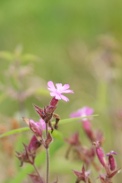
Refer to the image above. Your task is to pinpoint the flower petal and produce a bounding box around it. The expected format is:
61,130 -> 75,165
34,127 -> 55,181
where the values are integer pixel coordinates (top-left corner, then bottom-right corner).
70,106 -> 94,119
62,84 -> 70,90
47,81 -> 56,91
61,89 -> 74,93
39,119 -> 46,130
55,94 -> 62,100
60,94 -> 69,102
70,110 -> 82,118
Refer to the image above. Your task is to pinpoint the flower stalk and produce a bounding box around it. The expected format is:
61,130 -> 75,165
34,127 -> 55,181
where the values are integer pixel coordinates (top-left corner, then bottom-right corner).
33,163 -> 43,182
45,123 -> 49,183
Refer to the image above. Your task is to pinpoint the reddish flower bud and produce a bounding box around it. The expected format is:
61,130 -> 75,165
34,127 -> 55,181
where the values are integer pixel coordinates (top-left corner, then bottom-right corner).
82,120 -> 95,142
50,97 -> 58,107
23,117 -> 46,138
94,141 -> 107,167
106,151 -> 117,171
28,135 -> 41,153
16,135 -> 41,166
45,105 -> 56,115
16,144 -> 35,166
29,120 -> 43,138
34,105 -> 45,119
73,165 -> 90,182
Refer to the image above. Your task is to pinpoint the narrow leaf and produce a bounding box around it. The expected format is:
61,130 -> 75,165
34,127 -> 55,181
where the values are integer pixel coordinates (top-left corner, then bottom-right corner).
0,127 -> 29,138
0,115 -> 98,139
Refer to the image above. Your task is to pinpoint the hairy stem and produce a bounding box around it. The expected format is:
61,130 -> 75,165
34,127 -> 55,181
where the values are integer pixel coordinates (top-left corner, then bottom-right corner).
46,123 -> 49,183
33,163 -> 42,181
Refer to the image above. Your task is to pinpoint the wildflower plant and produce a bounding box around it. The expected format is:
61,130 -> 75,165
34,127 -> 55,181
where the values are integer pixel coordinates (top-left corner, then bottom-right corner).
69,106 -> 120,183
0,81 -> 120,183
3,80 -> 73,183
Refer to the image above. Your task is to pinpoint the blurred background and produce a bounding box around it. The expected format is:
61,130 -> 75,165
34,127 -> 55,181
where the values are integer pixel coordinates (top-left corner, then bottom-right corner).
0,0 -> 122,182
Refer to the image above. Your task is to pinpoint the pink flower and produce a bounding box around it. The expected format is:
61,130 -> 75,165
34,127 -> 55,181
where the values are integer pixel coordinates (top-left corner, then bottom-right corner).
29,118 -> 48,137
70,106 -> 94,120
23,117 -> 46,137
39,118 -> 46,130
47,81 -> 74,102
28,135 -> 41,152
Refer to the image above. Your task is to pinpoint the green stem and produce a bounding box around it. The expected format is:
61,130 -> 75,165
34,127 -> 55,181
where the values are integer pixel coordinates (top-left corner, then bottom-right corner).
33,163 -> 42,181
46,123 -> 49,183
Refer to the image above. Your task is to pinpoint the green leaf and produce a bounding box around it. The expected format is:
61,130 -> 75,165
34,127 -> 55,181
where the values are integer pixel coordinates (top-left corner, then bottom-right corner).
0,115 -> 98,139
0,127 -> 29,138
0,118 -> 76,139
52,130 -> 63,140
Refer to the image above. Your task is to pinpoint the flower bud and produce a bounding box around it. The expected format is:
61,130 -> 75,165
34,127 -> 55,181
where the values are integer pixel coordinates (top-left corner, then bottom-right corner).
106,151 -> 117,171
94,141 -> 107,167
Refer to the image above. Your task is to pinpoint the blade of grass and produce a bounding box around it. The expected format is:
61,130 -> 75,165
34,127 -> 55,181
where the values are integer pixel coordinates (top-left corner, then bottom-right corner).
0,114 -> 98,139
0,127 -> 29,138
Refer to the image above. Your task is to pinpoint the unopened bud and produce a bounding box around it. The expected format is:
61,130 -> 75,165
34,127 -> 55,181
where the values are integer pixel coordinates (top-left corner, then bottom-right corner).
106,151 -> 117,171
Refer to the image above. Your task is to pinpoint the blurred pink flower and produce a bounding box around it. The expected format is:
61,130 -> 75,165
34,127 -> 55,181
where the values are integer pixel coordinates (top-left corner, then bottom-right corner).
106,150 -> 117,171
94,141 -> 107,168
70,106 -> 94,120
106,150 -> 117,156
47,81 -> 74,102
30,118 -> 46,130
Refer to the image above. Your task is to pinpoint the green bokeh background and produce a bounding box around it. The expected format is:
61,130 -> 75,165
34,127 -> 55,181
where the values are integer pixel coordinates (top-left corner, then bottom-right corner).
0,0 -> 122,182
